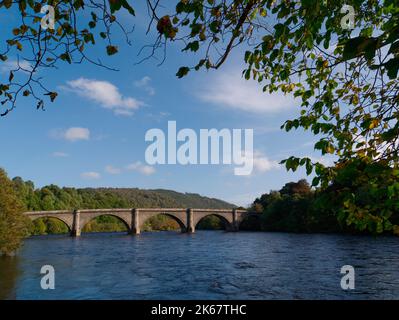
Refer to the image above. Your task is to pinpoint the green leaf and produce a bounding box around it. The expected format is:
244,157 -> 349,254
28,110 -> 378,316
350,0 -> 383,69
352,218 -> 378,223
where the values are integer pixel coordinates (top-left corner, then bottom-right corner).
182,41 -> 199,52
106,45 -> 118,56
3,0 -> 12,8
108,0 -> 122,13
385,57 -> 399,79
176,66 -> 190,78
44,91 -> 58,102
121,0 -> 135,16
60,53 -> 72,64
342,36 -> 378,61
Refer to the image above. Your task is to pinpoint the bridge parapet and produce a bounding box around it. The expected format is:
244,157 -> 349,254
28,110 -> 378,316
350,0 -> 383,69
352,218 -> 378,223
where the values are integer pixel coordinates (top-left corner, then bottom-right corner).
24,210 -> 74,215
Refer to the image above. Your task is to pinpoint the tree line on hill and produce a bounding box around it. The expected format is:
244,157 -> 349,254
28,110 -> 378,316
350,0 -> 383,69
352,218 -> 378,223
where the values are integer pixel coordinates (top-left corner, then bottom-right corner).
250,179 -> 399,234
12,177 -> 233,211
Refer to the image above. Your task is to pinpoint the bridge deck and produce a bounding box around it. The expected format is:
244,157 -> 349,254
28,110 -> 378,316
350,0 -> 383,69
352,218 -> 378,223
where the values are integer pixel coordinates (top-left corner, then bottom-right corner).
24,208 -> 248,215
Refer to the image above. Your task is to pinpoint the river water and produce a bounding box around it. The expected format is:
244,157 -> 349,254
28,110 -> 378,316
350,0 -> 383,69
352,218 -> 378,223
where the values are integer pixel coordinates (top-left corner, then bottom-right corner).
1,231 -> 399,299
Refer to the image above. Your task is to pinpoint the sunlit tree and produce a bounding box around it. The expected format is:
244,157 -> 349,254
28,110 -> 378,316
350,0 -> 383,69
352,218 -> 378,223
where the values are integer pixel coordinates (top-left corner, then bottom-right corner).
0,168 -> 29,255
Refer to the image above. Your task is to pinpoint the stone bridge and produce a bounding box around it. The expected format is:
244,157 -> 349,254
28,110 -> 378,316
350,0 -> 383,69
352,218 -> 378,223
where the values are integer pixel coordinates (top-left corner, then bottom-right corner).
24,208 -> 258,236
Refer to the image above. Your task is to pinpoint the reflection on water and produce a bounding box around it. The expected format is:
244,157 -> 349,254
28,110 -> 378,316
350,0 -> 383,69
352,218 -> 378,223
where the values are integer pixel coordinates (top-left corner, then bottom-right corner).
1,231 -> 399,299
0,255 -> 20,299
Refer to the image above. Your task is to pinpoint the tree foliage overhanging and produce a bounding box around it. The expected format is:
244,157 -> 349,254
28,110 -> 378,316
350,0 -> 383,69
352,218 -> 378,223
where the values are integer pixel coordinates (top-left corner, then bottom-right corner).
1,1 -> 399,234
0,169 -> 29,255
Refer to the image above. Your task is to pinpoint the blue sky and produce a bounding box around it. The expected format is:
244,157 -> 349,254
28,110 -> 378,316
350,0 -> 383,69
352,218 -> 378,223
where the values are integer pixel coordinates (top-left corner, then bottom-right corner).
0,4 -> 333,206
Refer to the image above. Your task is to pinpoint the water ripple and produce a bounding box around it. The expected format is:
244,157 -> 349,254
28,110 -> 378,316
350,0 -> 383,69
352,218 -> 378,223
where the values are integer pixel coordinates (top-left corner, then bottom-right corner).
0,231 -> 398,299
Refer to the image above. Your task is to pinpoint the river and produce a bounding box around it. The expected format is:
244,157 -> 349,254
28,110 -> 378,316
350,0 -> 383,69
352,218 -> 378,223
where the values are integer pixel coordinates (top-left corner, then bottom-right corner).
1,231 -> 399,299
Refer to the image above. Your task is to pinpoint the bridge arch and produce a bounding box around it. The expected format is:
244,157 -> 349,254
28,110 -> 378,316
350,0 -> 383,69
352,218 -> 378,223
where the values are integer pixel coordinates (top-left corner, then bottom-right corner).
30,216 -> 72,232
80,214 -> 131,233
194,213 -> 234,231
139,211 -> 187,233
79,211 -> 131,233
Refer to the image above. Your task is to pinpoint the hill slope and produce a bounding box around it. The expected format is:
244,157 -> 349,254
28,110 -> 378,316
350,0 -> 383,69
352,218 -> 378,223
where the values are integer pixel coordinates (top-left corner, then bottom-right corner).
12,177 -> 235,211
74,187 -> 235,209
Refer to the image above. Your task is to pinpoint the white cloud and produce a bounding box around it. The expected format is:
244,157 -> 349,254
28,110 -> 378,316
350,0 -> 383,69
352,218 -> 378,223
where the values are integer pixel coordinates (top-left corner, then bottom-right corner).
126,161 -> 155,175
221,150 -> 280,176
134,76 -> 155,96
52,151 -> 69,158
81,172 -> 101,180
253,152 -> 280,172
106,162 -> 155,175
105,165 -> 121,175
226,150 -> 280,176
65,78 -> 145,116
49,127 -> 90,142
63,127 -> 90,142
197,70 -> 296,113
0,60 -> 32,73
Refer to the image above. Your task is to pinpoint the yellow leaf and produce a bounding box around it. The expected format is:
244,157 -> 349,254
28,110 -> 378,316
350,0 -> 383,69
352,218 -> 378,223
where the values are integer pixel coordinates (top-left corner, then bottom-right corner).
369,119 -> 379,129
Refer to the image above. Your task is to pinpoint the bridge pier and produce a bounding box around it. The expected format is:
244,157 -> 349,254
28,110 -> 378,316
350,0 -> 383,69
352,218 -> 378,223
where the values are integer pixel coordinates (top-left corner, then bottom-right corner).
186,208 -> 195,233
71,210 -> 81,237
130,208 -> 141,235
232,209 -> 239,232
